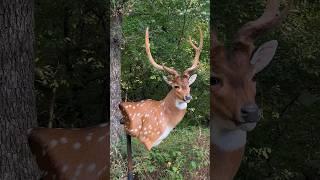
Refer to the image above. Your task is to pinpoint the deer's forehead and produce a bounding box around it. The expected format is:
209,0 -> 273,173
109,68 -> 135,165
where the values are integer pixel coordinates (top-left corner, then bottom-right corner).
213,59 -> 253,75
212,43 -> 253,64
212,46 -> 254,78
172,76 -> 189,84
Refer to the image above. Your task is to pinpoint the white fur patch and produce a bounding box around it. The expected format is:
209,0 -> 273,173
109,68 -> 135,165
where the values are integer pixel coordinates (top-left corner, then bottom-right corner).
211,119 -> 247,151
152,126 -> 173,147
175,99 -> 187,110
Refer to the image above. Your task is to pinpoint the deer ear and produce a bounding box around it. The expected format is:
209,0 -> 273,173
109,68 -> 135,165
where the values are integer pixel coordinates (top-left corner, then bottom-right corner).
163,75 -> 173,85
250,40 -> 278,73
188,74 -> 197,85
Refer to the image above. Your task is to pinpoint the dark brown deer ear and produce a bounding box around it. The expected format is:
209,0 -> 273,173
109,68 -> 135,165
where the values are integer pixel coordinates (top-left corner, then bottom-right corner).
250,40 -> 278,73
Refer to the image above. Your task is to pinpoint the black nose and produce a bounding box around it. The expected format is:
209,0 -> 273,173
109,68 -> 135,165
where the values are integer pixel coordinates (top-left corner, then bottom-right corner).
184,95 -> 192,101
241,104 -> 260,123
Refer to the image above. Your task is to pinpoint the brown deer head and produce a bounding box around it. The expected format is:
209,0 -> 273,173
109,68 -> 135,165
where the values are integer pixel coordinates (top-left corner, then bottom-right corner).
211,0 -> 288,132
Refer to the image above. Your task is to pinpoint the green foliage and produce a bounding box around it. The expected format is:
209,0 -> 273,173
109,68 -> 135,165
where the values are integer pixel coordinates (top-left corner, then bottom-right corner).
34,0 -> 108,127
111,127 -> 209,179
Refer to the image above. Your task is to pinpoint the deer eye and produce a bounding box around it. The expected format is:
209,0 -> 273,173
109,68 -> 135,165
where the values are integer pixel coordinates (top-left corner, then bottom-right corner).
211,76 -> 221,86
174,85 -> 180,89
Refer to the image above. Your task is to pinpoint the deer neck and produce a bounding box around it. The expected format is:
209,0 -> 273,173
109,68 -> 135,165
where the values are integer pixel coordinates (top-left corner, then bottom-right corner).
161,89 -> 187,126
210,116 -> 246,179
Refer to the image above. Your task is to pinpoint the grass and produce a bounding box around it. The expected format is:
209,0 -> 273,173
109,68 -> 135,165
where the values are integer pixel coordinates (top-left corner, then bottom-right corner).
111,126 -> 209,180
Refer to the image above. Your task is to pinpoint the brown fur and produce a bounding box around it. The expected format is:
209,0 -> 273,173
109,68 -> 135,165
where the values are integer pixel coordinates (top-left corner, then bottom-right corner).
119,89 -> 187,150
28,124 -> 109,180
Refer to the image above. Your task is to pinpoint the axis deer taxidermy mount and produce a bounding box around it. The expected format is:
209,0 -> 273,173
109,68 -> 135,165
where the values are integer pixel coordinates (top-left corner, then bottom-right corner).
120,27 -> 203,150
210,0 -> 288,179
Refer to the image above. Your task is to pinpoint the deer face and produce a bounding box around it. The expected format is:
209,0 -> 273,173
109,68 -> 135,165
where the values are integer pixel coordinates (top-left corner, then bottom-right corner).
211,41 -> 278,131
163,74 -> 197,103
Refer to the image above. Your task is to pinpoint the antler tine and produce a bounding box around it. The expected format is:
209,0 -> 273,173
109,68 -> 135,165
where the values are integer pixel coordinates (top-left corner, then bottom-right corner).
235,0 -> 288,44
184,27 -> 203,75
145,28 -> 179,76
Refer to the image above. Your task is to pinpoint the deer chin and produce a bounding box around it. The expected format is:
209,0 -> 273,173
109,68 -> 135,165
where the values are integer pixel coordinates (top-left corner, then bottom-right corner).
211,114 -> 238,130
175,99 -> 188,110
238,122 -> 257,132
212,114 -> 257,132
210,117 -> 247,151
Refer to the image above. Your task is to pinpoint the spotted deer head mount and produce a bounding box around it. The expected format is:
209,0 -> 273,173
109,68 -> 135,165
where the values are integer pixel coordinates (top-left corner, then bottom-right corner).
146,27 -> 203,104
211,0 -> 288,132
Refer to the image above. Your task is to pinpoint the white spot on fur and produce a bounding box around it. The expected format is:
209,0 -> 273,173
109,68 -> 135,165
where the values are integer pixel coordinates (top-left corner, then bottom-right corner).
73,142 -> 81,150
87,163 -> 96,172
60,137 -> 68,144
86,135 -> 92,141
98,136 -> 105,142
62,164 -> 69,172
74,169 -> 81,177
49,139 -> 58,148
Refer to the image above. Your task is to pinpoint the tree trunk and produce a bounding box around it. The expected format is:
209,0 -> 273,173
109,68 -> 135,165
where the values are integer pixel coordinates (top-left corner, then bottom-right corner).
0,0 -> 40,179
110,10 -> 124,145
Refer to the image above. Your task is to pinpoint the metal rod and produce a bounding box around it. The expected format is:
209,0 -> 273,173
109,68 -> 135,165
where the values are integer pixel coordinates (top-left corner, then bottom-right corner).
127,134 -> 133,180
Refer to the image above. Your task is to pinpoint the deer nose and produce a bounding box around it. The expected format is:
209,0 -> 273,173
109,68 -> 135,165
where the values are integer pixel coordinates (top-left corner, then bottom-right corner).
240,104 -> 260,123
184,95 -> 192,101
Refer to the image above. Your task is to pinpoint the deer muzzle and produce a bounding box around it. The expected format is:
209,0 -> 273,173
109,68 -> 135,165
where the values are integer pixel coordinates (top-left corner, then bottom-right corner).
240,104 -> 260,124
184,95 -> 192,102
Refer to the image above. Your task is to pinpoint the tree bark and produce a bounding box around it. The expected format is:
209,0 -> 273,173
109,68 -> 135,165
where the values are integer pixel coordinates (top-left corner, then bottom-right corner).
110,9 -> 124,145
0,0 -> 40,179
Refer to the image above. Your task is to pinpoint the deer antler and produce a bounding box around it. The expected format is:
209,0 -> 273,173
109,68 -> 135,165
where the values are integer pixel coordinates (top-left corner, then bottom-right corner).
145,28 -> 179,76
235,0 -> 288,44
184,27 -> 203,76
